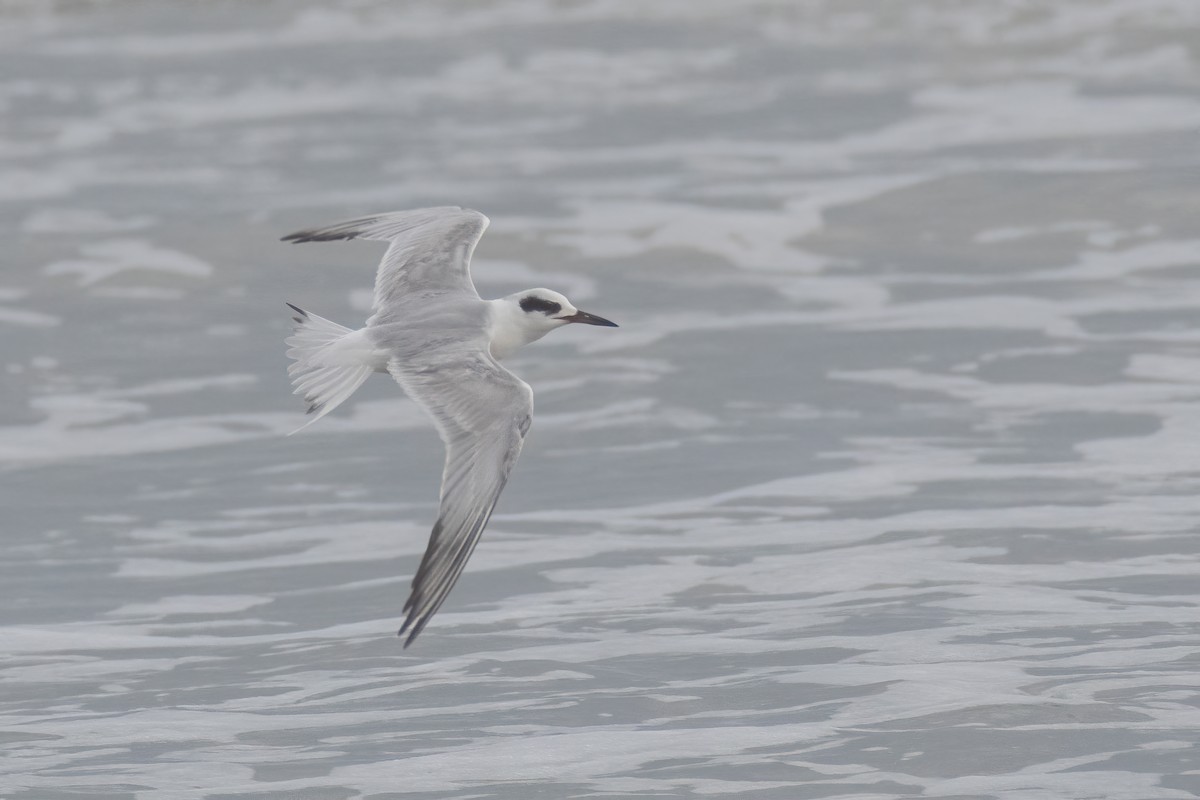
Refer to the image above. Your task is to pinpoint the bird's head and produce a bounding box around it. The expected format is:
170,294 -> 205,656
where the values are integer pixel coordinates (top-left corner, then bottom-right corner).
490,288 -> 617,359
511,288 -> 618,333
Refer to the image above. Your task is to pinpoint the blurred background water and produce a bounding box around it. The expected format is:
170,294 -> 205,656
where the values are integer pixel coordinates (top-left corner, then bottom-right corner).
4,1 -> 1200,797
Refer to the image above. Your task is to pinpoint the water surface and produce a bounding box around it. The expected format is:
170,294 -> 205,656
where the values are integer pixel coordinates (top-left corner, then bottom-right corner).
4,1 -> 1200,797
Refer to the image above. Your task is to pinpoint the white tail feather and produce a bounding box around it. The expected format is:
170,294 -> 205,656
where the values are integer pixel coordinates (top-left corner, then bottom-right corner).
285,304 -> 373,434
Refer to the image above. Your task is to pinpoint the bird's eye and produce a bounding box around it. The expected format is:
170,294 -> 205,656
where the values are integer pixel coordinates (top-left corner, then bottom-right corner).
519,297 -> 562,315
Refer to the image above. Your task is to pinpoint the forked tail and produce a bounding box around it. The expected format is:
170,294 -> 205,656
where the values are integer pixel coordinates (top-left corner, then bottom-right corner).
284,303 -> 373,434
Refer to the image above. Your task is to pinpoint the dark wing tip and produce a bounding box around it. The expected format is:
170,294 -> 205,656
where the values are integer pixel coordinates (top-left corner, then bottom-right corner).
399,615 -> 429,648
281,230 -> 324,243
398,516 -> 444,647
281,226 -> 365,244
285,302 -> 307,317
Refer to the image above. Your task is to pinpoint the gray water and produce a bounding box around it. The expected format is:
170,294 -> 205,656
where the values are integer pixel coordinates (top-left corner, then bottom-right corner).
4,1 -> 1200,797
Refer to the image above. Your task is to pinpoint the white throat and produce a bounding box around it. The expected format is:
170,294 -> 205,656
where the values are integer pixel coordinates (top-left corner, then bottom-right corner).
486,298 -> 554,360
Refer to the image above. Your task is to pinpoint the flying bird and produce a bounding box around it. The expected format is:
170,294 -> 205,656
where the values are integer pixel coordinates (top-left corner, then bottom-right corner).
281,207 -> 617,646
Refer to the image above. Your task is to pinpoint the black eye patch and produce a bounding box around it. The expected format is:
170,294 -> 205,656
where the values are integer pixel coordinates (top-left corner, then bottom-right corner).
519,297 -> 562,315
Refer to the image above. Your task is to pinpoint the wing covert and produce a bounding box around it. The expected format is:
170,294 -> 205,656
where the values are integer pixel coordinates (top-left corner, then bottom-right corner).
282,206 -> 489,310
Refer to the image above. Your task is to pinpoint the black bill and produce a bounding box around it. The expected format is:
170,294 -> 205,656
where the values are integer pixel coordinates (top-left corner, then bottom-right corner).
561,310 -> 618,327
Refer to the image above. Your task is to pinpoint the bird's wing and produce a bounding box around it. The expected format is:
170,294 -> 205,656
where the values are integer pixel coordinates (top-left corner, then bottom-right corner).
281,207 -> 490,309
387,347 -> 534,647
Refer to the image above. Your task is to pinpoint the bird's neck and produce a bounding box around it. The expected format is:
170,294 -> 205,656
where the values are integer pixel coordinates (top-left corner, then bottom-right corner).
486,299 -> 549,360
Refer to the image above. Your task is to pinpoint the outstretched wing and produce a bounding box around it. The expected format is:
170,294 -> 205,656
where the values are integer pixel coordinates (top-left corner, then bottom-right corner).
387,349 -> 534,647
281,207 -> 490,309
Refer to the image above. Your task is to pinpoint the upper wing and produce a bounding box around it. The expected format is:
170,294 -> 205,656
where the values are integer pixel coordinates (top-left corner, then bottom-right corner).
281,207 -> 490,310
387,348 -> 534,647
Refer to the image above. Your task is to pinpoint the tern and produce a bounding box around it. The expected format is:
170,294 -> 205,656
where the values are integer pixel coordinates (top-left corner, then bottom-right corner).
281,207 -> 617,646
